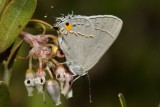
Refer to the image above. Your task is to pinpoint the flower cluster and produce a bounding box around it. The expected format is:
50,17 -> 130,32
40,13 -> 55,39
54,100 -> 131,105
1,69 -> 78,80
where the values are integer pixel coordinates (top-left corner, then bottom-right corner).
20,32 -> 73,105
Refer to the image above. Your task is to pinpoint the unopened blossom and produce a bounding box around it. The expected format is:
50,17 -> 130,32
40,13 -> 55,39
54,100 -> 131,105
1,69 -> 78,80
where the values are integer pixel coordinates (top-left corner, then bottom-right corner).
54,65 -> 73,98
24,69 -> 35,96
34,68 -> 46,93
46,79 -> 61,105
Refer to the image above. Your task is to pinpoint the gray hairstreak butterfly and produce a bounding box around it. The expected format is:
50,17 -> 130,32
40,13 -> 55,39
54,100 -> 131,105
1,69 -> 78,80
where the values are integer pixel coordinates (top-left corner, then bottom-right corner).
54,14 -> 123,77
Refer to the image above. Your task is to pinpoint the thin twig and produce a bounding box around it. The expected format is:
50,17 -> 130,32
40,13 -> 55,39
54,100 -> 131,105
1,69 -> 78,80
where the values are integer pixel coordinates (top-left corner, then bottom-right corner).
46,66 -> 53,79
51,58 -> 59,66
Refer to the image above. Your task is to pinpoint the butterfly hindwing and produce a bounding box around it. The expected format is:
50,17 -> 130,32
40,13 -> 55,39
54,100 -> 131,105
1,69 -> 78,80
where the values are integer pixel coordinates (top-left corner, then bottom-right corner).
57,15 -> 123,75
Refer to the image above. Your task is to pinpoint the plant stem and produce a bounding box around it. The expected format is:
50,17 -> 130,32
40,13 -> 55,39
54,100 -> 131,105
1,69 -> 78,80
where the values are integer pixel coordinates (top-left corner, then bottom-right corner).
3,40 -> 23,86
3,61 -> 10,86
118,93 -> 127,107
30,19 -> 53,29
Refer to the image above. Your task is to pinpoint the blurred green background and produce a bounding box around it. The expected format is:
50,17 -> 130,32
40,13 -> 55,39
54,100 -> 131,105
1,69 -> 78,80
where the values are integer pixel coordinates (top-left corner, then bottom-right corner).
4,0 -> 160,107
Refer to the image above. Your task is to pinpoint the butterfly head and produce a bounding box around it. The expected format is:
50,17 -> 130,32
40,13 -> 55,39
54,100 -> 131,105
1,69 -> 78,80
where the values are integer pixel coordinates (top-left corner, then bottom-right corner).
53,15 -> 75,35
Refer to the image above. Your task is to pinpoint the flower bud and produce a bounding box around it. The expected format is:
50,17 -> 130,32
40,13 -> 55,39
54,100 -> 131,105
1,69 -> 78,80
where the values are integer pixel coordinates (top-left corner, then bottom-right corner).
30,45 -> 51,59
54,65 -> 74,98
53,36 -> 58,45
34,77 -> 45,93
56,50 -> 65,58
54,65 -> 66,90
46,79 -> 61,106
66,89 -> 73,99
51,45 -> 58,56
24,69 -> 35,96
61,73 -> 73,98
34,35 -> 49,45
34,68 -> 46,93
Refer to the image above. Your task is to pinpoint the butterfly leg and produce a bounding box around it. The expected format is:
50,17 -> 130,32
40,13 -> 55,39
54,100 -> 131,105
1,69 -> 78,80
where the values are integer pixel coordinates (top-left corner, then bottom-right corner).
73,75 -> 81,83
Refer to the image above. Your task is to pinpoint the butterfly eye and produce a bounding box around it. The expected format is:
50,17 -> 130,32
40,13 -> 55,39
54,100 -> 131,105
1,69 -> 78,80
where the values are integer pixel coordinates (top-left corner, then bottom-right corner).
65,22 -> 72,31
53,26 -> 59,31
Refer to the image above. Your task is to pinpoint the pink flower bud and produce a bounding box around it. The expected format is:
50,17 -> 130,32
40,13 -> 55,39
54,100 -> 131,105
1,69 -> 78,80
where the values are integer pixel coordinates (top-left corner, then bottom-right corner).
56,50 -> 65,58
36,68 -> 46,77
54,65 -> 73,98
61,73 -> 73,98
29,45 -> 51,59
54,65 -> 66,90
46,79 -> 61,106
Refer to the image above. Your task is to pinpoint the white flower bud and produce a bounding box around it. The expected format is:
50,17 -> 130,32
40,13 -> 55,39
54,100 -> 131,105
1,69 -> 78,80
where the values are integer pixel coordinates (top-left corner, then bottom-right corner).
46,79 -> 61,106
34,76 -> 45,93
24,69 -> 35,96
24,79 -> 35,96
34,68 -> 46,93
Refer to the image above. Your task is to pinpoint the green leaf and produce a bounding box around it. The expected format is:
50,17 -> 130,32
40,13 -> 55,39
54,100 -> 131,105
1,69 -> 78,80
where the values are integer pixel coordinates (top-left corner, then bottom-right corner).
0,0 -> 37,53
0,0 -> 10,18
0,0 -> 7,16
0,81 -> 11,107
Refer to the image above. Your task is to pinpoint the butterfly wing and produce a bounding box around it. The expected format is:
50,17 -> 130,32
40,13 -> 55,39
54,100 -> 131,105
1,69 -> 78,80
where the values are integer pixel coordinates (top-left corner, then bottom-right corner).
82,15 -> 123,71
58,15 -> 123,75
